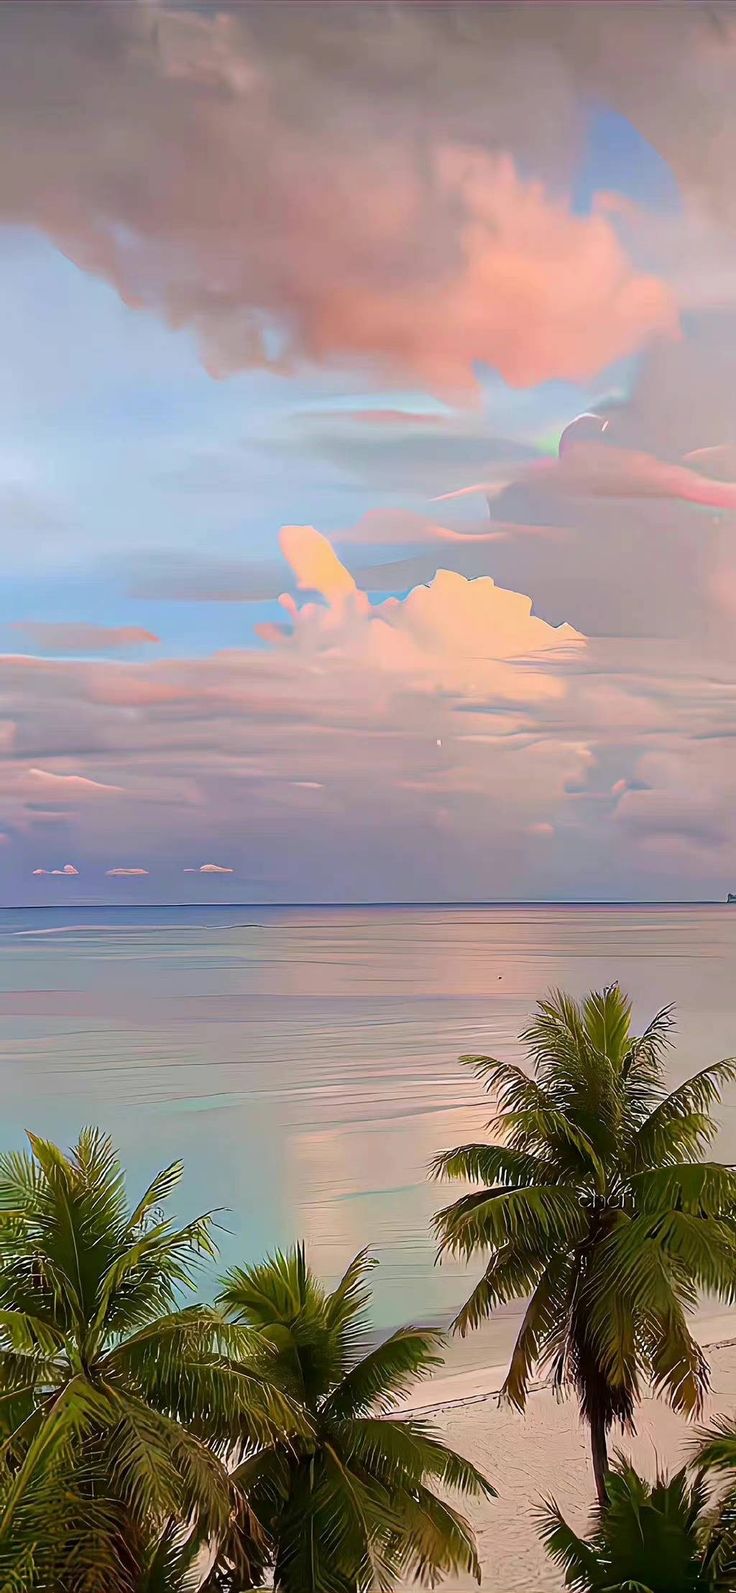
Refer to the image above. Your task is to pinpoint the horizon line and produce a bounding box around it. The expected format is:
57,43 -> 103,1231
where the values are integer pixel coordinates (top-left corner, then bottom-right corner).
0,898 -> 729,911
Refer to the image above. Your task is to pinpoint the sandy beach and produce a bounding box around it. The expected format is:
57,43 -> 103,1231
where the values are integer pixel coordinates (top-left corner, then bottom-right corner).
399,1314 -> 736,1592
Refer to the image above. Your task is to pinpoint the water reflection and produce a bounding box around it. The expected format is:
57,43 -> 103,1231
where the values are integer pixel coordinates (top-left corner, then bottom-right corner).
0,904 -> 734,1358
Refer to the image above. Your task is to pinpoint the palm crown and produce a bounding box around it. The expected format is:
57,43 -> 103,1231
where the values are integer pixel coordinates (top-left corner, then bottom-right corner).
538,1457 -> 736,1592
0,1129 -> 297,1591
432,985 -> 736,1501
218,1243 -> 495,1592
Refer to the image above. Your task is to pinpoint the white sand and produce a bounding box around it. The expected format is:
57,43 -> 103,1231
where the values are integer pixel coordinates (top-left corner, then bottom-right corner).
398,1315 -> 736,1592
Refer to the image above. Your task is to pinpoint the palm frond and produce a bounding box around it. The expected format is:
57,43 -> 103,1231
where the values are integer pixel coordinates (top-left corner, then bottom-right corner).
536,1497 -> 602,1590
620,1006 -> 675,1115
138,1522 -> 202,1593
103,1385 -> 233,1536
129,1161 -> 185,1230
394,1483 -> 483,1588
343,1416 -> 495,1501
582,984 -> 633,1073
430,1142 -> 557,1186
219,1243 -> 317,1329
103,1307 -> 303,1446
450,1240 -> 548,1337
631,1161 -> 736,1217
459,1053 -> 552,1109
0,1373 -> 109,1550
501,1252 -> 576,1408
631,1060 -> 736,1171
694,1415 -> 736,1475
434,1182 -> 586,1260
323,1249 -> 377,1371
641,1301 -> 709,1417
325,1327 -> 444,1418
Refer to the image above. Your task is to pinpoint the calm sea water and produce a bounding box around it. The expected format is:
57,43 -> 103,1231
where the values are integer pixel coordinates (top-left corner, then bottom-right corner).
1,903 -> 735,1365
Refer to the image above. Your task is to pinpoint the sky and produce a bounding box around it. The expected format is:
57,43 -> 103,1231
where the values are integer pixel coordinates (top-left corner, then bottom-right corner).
3,0 -> 736,903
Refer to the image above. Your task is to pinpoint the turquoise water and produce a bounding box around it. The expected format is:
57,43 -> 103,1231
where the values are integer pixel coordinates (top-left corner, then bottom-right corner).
1,903 -> 735,1362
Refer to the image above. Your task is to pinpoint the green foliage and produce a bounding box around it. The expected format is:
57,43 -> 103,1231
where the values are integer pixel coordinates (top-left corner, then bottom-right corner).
0,1129 -> 300,1591
538,1456 -> 736,1591
0,983 -> 731,1593
218,1243 -> 495,1591
432,987 -> 736,1494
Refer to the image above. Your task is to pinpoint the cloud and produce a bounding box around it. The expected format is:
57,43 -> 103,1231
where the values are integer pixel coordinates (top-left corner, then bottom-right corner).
197,863 -> 234,874
6,5 -> 736,900
105,867 -> 149,877
437,441 -> 736,513
26,768 -> 123,797
33,862 -> 78,876
536,442 -> 736,510
4,514 -> 736,903
427,307 -> 736,646
0,522 -> 593,899
0,4 -> 682,397
287,408 -> 535,496
280,526 -> 359,604
10,623 -> 159,654
337,509 -> 506,547
259,527 -> 584,710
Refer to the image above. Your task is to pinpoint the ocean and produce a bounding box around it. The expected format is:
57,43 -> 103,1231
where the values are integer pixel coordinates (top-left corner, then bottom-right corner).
1,902 -> 735,1367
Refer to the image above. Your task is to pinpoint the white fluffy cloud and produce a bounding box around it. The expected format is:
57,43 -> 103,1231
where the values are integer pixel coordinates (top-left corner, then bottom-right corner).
32,862 -> 78,876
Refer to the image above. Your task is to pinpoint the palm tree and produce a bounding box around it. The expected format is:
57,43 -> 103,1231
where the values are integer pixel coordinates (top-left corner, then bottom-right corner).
0,1129 -> 299,1591
537,1457 -> 736,1592
217,1243 -> 495,1592
432,985 -> 736,1503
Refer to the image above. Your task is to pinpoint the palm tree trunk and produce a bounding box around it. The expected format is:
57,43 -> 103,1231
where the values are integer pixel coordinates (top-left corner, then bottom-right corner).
590,1407 -> 609,1507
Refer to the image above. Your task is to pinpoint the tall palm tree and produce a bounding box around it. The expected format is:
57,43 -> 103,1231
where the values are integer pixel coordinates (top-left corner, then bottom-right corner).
0,1129 -> 299,1591
217,1243 -> 495,1592
538,1457 -> 736,1592
432,985 -> 736,1503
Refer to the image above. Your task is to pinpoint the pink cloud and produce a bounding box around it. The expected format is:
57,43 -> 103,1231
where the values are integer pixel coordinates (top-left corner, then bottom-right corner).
11,623 -> 159,654
338,509 -> 506,547
437,442 -> 736,513
105,867 -> 149,877
8,517 -> 736,900
36,863 -> 79,877
198,863 -> 234,874
26,768 -> 123,796
84,675 -> 188,708
0,9 -> 677,398
537,443 -> 736,509
252,149 -> 677,395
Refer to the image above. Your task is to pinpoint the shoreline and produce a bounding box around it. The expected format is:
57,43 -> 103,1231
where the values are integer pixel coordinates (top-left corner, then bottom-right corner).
398,1317 -> 736,1591
402,1310 -> 736,1414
